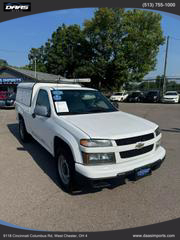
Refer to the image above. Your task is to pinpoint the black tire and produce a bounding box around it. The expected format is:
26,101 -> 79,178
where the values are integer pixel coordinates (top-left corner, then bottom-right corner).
57,149 -> 75,193
19,118 -> 30,142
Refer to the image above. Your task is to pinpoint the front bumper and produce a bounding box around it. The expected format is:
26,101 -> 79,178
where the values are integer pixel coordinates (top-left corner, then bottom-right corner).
162,98 -> 178,103
110,98 -> 122,102
75,146 -> 166,179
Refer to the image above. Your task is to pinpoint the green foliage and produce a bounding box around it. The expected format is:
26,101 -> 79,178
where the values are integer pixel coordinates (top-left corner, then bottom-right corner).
139,81 -> 158,91
167,81 -> 180,91
27,24 -> 92,78
0,59 -> 8,66
138,76 -> 180,92
26,8 -> 165,90
84,8 -> 165,89
47,24 -> 93,78
28,46 -> 47,72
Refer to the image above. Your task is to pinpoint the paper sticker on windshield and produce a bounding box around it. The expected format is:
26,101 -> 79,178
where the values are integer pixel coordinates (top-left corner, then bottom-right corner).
55,101 -> 69,113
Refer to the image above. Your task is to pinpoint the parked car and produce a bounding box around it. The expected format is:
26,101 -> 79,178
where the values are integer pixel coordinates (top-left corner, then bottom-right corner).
126,91 -> 145,102
15,81 -> 166,192
0,100 -> 5,108
162,91 -> 179,103
110,92 -> 128,102
144,90 -> 161,103
4,93 -> 16,108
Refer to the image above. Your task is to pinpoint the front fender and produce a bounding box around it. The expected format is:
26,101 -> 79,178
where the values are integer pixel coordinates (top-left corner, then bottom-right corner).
53,127 -> 83,164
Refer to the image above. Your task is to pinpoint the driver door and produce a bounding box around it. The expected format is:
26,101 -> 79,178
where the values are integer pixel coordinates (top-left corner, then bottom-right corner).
31,89 -> 53,153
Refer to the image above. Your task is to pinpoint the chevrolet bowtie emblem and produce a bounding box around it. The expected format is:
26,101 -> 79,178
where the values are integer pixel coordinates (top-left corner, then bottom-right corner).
135,142 -> 145,149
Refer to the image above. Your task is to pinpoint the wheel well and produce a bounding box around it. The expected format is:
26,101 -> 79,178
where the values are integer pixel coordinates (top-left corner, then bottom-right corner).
18,114 -> 23,121
54,137 -> 74,161
18,114 -> 28,131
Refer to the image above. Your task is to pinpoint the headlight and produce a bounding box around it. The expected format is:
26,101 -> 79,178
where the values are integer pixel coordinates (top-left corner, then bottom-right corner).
155,127 -> 161,136
80,139 -> 112,147
82,152 -> 115,165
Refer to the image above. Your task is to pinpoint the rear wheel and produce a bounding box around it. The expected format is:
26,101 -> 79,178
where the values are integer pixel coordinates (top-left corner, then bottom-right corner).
19,118 -> 30,142
57,149 -> 75,193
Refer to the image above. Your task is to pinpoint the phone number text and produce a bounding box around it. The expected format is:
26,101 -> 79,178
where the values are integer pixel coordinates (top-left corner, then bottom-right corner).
142,2 -> 176,8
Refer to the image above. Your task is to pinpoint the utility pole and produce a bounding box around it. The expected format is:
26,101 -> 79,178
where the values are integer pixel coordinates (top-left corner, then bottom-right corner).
34,56 -> 37,79
163,35 -> 169,95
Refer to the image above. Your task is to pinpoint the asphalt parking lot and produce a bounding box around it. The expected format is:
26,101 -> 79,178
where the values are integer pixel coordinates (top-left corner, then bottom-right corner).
0,103 -> 180,232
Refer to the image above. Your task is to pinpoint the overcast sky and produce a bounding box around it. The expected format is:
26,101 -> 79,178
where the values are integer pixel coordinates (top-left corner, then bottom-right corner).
1,8 -> 180,79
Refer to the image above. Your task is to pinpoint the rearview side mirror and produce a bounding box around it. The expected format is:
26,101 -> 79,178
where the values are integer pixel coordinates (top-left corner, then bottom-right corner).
33,105 -> 50,118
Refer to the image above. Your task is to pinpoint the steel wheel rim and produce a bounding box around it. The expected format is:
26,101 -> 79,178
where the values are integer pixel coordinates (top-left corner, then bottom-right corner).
58,155 -> 70,185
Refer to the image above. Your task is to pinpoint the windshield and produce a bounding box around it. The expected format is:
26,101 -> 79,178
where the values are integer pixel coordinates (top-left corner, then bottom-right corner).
131,92 -> 141,97
114,92 -> 123,96
147,91 -> 158,96
51,89 -> 118,115
165,92 -> 177,96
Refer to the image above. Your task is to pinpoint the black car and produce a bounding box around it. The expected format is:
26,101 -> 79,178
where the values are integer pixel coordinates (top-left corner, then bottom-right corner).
5,93 -> 16,108
126,91 -> 145,102
144,90 -> 161,103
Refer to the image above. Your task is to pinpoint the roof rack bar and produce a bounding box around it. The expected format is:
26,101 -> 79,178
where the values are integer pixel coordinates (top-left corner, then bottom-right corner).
58,78 -> 91,84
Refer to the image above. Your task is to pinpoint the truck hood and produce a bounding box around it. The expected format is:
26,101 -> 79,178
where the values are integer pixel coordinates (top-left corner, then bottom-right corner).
62,111 -> 157,139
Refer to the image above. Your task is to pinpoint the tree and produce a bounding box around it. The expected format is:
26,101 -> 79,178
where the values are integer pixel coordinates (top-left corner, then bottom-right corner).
84,8 -> 165,89
26,8 -> 165,90
0,59 -> 8,66
167,80 -> 178,91
28,47 -> 47,72
45,24 -> 93,78
26,24 -> 93,78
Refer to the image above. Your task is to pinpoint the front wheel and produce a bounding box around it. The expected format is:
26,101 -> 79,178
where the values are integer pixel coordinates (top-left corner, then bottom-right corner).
19,118 -> 30,142
57,150 -> 75,193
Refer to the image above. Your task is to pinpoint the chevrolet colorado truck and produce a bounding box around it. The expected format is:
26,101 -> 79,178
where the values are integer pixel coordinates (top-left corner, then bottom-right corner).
15,81 -> 166,192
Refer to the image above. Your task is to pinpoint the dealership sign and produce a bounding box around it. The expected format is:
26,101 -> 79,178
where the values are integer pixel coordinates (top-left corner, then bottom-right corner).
3,2 -> 31,12
0,78 -> 22,84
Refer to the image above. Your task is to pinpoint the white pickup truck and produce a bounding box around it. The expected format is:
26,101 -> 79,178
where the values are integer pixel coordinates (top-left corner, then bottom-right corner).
15,81 -> 166,192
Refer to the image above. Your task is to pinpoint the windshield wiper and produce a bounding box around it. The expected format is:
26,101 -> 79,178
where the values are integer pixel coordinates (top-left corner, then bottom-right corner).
58,111 -> 89,115
88,109 -> 115,113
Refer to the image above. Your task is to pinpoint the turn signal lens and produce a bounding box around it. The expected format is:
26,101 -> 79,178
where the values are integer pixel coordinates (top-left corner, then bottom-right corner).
80,139 -> 112,147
